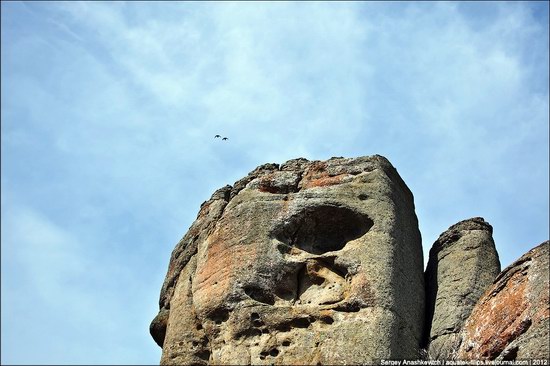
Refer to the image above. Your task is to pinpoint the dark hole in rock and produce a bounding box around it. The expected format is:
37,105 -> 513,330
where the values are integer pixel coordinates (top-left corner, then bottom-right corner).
179,341 -> 184,346
192,341 -> 198,346
320,315 -> 334,324
270,348 -> 280,357
502,346 -> 519,361
237,328 -> 262,338
290,317 -> 310,328
277,243 -> 291,254
196,350 -> 210,361
334,301 -> 361,312
276,324 -> 291,332
358,193 -> 368,200
282,340 -> 291,347
244,286 -> 275,305
207,308 -> 229,324
262,328 -> 269,334
196,324 -> 203,330
271,204 -> 373,254
260,351 -> 269,356
253,319 -> 264,327
251,312 -> 260,320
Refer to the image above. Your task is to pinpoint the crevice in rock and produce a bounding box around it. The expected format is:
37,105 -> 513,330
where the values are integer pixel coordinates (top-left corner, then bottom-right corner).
271,204 -> 373,255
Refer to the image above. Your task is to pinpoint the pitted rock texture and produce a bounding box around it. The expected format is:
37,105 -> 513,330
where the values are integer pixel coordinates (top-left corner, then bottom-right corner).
456,241 -> 549,361
151,155 -> 425,364
424,217 -> 501,359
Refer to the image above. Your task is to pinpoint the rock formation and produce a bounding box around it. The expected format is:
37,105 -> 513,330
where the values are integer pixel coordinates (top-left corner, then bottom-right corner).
150,155 -> 549,364
456,240 -> 549,361
424,217 -> 501,359
151,155 -> 425,364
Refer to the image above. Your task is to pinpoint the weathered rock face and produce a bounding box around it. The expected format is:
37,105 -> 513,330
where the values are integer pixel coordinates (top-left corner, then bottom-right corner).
424,217 -> 501,359
456,241 -> 549,361
151,155 -> 425,364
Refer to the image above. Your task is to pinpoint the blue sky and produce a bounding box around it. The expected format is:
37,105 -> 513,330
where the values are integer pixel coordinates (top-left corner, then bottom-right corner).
1,1 -> 548,364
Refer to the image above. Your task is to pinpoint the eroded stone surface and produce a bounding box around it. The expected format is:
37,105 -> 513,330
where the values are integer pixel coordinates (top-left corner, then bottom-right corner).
151,155 -> 425,364
456,241 -> 549,361
424,217 -> 501,359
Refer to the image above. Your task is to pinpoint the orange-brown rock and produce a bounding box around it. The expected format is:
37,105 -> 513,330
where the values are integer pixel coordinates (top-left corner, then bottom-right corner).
150,155 -> 425,364
456,241 -> 549,361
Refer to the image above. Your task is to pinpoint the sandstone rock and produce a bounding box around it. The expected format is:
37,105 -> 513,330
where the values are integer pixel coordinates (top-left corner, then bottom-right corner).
456,241 -> 549,361
151,155 -> 425,364
424,217 -> 501,359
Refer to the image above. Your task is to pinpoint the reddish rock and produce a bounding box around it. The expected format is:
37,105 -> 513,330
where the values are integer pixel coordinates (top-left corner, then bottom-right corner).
456,241 -> 549,360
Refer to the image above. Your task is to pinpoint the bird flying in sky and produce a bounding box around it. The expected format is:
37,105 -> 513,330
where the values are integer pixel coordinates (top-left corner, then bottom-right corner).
222,137 -> 228,141
214,135 -> 221,138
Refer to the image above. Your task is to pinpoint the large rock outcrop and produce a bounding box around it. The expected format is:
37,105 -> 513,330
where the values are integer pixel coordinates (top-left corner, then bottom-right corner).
424,217 -> 501,359
151,155 -> 425,364
456,241 -> 549,361
151,155 -> 549,364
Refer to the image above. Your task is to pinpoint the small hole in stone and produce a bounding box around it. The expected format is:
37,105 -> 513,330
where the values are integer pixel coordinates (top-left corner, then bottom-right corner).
192,341 -> 198,346
270,348 -> 280,357
262,328 -> 269,334
253,319 -> 264,327
196,350 -> 210,361
358,193 -> 368,200
251,312 -> 260,320
290,318 -> 310,328
260,351 -> 269,356
179,341 -> 184,346
321,316 -> 334,324
282,340 -> 291,347
276,324 -> 291,332
215,319 -> 222,325
259,355 -> 266,360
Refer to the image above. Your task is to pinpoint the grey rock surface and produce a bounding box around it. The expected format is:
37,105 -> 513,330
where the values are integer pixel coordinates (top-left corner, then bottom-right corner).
151,155 -> 425,365
424,217 -> 501,359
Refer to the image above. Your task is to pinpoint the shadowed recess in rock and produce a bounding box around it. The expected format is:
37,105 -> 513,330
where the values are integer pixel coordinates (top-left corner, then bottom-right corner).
271,204 -> 373,254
